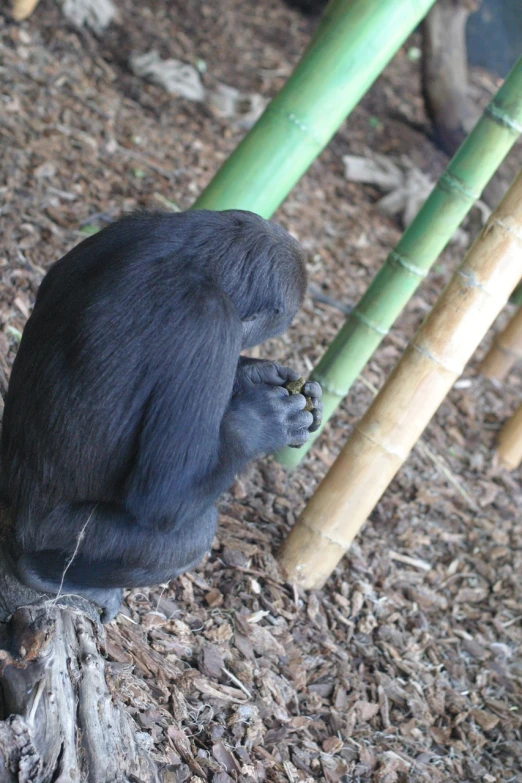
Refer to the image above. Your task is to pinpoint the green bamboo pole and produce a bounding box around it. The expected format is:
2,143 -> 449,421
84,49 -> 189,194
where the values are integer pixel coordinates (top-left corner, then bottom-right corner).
276,55 -> 522,468
192,0 -> 436,217
304,0 -> 348,48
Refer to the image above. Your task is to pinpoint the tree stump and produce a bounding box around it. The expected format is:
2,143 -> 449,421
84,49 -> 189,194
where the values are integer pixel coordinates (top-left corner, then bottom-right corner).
0,524 -> 160,782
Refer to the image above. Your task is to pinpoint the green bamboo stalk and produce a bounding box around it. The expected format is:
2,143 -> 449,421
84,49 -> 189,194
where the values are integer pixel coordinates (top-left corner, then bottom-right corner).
304,0 -> 348,48
192,0 -> 436,217
277,55 -> 522,468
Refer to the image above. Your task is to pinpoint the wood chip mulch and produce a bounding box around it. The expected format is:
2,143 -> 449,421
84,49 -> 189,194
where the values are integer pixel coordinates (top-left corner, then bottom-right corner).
1,1 -> 522,780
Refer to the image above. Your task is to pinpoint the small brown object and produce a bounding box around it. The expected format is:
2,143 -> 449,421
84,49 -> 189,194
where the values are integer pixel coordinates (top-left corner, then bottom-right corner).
284,376 -> 313,412
496,401 -> 522,470
11,0 -> 41,21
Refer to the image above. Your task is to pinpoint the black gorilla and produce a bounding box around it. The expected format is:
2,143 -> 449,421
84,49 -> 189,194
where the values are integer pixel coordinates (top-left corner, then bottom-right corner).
1,210 -> 322,621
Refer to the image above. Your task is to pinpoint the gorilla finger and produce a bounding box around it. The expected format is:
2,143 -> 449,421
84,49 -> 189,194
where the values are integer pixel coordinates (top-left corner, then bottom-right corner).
267,364 -> 300,385
309,404 -> 323,433
303,381 -> 322,399
283,392 -> 307,411
291,410 -> 314,429
288,428 -> 310,447
280,366 -> 301,383
252,363 -> 286,386
311,399 -> 323,416
267,384 -> 290,398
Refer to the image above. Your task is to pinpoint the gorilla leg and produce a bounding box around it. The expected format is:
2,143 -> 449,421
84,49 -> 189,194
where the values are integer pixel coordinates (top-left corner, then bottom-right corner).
16,505 -> 217,622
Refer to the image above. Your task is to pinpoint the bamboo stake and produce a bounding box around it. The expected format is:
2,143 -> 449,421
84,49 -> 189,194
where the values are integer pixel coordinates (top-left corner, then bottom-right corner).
193,0 -> 436,217
496,401 -> 522,470
278,170 -> 522,589
11,0 -> 40,20
276,55 -> 522,468
304,0 -> 347,46
480,305 -> 522,380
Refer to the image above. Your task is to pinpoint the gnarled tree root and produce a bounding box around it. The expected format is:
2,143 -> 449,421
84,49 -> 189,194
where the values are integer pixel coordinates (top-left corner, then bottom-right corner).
0,538 -> 160,783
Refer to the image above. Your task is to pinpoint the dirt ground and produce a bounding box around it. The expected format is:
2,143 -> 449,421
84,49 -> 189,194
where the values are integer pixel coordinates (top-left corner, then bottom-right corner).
1,1 -> 522,781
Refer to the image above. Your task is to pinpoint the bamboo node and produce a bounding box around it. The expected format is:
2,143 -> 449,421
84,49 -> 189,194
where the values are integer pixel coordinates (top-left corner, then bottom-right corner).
411,342 -> 462,375
387,251 -> 428,279
493,217 -> 522,244
485,101 -> 522,135
355,424 -> 406,460
312,372 -> 349,399
456,268 -> 491,293
294,514 -> 348,552
438,171 -> 479,202
351,308 -> 389,336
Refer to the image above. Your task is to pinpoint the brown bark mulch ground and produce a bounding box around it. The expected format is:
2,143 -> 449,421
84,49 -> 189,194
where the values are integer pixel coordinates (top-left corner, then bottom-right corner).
1,2 -> 522,780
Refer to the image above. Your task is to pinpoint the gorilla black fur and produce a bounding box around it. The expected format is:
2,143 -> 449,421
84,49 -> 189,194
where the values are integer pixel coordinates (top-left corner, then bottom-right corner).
1,210 -> 322,620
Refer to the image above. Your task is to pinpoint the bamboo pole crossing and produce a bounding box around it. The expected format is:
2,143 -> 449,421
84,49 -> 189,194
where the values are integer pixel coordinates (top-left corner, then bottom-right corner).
278,170 -> 522,589
276,56 -> 522,468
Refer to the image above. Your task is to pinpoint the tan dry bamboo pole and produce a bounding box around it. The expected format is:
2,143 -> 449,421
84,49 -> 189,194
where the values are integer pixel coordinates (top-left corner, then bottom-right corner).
480,305 -> 522,380
279,171 -> 522,589
11,0 -> 40,20
496,402 -> 522,470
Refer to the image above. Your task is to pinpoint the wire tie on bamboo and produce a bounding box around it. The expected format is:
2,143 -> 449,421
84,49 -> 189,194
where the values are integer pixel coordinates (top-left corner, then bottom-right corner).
387,251 -> 428,279
411,342 -> 463,375
485,102 -> 522,135
437,171 -> 479,202
351,308 -> 389,336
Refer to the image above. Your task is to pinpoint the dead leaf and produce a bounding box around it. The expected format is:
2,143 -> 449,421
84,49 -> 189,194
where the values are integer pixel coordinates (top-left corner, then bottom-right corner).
207,83 -> 268,129
129,51 -> 205,101
59,0 -> 116,33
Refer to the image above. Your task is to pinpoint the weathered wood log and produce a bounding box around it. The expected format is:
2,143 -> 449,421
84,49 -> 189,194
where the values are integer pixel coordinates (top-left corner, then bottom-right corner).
422,0 -> 480,156
0,521 -> 160,782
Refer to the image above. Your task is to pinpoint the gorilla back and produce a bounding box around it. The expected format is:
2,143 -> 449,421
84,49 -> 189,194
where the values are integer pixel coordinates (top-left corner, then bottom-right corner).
2,209 -> 318,621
